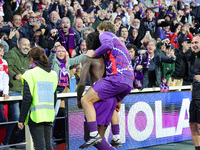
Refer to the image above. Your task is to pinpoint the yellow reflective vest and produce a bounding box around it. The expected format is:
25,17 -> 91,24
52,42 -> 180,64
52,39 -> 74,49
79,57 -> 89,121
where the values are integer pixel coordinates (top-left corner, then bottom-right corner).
21,66 -> 58,125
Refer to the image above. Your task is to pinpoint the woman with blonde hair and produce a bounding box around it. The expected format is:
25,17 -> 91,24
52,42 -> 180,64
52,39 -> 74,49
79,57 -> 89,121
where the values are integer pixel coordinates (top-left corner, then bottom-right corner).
49,42 -> 84,141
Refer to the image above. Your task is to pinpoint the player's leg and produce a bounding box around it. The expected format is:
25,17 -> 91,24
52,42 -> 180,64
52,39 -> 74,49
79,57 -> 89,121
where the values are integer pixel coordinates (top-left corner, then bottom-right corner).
190,122 -> 200,150
189,100 -> 200,150
80,78 -> 131,149
81,87 -> 101,138
81,87 -> 101,122
83,123 -> 116,150
79,87 -> 103,149
110,110 -> 122,148
110,84 -> 132,148
81,96 -> 117,149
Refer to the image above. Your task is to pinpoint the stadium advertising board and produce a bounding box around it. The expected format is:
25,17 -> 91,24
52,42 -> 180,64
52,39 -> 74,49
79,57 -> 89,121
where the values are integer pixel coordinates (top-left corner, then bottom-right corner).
68,91 -> 191,149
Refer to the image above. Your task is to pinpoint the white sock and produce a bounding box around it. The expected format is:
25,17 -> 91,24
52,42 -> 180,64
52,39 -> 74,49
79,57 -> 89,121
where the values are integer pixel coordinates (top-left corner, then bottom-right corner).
90,131 -> 98,137
113,135 -> 120,141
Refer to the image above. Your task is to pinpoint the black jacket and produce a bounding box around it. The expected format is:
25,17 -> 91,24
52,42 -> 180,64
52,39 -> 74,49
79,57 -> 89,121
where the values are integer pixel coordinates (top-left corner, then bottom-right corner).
21,23 -> 45,40
46,21 -> 60,33
171,49 -> 187,79
3,0 -> 17,22
190,51 -> 200,100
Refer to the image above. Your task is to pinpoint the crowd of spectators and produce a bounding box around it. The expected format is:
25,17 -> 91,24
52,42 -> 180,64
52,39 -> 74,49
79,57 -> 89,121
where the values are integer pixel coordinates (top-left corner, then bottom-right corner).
1,0 -> 200,148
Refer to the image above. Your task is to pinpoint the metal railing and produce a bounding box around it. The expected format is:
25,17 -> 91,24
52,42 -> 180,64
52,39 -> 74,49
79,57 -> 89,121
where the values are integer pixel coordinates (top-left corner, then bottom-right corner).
0,85 -> 191,150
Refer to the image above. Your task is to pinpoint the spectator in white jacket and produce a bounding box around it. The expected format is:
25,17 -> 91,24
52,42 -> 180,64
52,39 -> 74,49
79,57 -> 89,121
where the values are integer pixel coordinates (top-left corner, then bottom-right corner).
0,43 -> 9,99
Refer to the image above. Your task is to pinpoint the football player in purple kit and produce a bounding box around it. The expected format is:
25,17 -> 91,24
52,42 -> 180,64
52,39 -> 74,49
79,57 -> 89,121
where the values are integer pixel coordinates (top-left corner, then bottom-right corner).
77,32 -> 119,150
79,21 -> 134,149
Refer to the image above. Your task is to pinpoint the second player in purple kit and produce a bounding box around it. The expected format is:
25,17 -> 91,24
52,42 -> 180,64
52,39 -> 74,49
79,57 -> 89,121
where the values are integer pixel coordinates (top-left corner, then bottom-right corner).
79,21 -> 134,149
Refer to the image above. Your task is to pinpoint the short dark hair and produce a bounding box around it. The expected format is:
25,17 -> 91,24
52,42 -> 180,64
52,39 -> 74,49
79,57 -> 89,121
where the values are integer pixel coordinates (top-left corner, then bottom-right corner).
190,1 -> 195,5
133,4 -> 139,8
115,15 -> 122,19
145,8 -> 155,14
86,32 -> 101,50
120,26 -> 128,31
12,14 -> 22,20
119,26 -> 128,36
127,44 -> 138,51
164,14 -> 172,20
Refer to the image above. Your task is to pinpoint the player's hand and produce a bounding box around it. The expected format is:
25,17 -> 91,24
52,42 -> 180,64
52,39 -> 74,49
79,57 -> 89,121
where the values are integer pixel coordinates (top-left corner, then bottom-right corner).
115,101 -> 121,112
85,50 -> 95,57
77,101 -> 82,109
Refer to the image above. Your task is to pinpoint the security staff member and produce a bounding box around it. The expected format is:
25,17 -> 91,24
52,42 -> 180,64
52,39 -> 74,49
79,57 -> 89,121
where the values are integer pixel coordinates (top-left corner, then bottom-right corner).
18,47 -> 58,150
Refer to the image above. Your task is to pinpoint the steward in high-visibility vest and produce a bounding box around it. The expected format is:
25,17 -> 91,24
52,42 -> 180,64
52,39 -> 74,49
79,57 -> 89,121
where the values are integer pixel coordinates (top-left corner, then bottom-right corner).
21,66 -> 58,125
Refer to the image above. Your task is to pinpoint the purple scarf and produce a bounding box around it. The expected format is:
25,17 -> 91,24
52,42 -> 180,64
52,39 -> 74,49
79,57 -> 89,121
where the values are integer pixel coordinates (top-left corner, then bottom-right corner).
59,27 -> 75,56
57,57 -> 69,87
134,51 -> 150,80
134,55 -> 144,80
143,51 -> 150,68
129,36 -> 135,41
29,60 -> 52,72
161,82 -> 169,89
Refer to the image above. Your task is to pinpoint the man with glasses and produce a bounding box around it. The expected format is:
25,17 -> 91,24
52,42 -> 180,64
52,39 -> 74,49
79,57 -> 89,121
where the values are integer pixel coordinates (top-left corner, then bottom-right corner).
128,18 -> 140,35
128,28 -> 138,45
21,12 -> 46,40
114,15 -> 123,36
114,15 -> 122,24
132,19 -> 140,29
